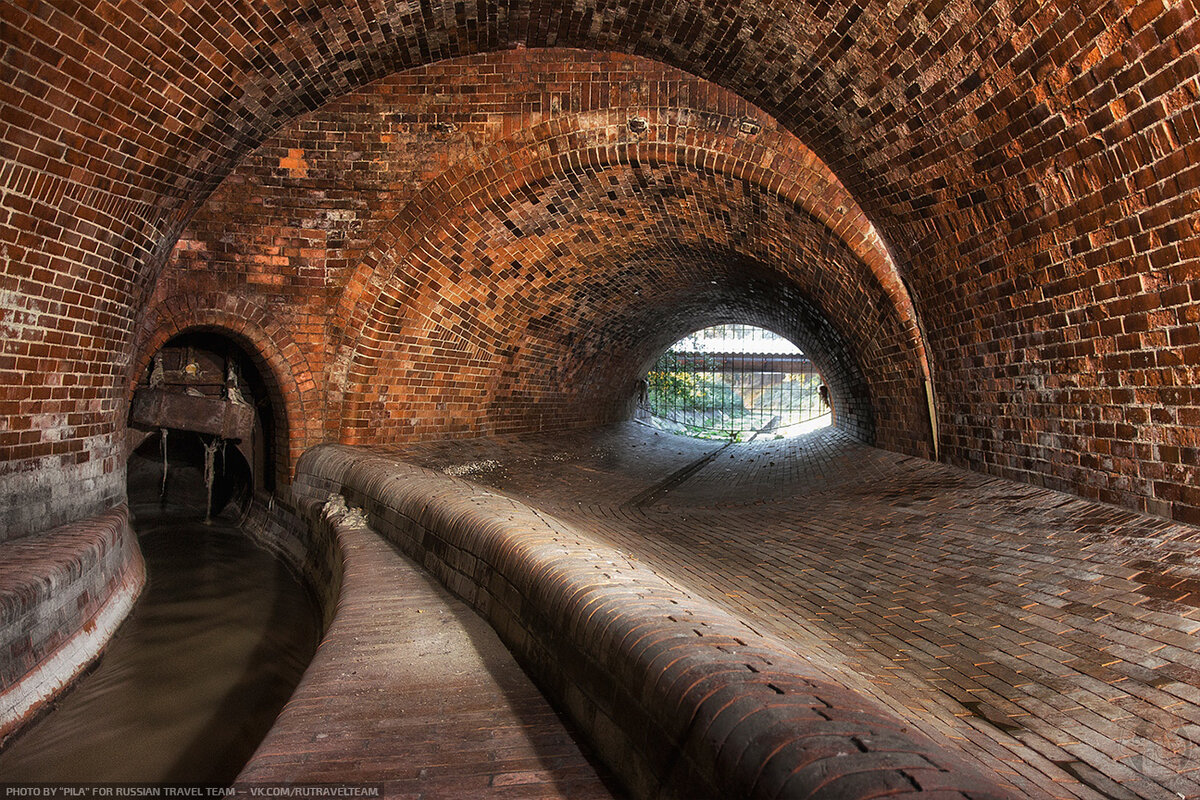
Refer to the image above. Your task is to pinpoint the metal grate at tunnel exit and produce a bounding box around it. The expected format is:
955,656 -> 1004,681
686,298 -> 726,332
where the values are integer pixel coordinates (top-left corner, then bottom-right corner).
636,325 -> 831,441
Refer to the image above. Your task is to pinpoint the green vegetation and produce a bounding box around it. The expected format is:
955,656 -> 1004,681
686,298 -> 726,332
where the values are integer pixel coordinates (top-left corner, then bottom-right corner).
646,361 -> 745,418
640,326 -> 829,440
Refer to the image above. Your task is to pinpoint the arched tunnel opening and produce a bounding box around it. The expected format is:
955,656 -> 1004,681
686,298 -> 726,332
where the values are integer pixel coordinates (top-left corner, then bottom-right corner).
548,252 -> 888,451
635,324 -> 832,440
0,333 -> 322,781
127,331 -> 279,518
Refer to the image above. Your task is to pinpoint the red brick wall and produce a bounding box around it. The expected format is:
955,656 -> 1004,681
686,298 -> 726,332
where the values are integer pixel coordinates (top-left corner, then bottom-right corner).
3,1 -> 1197,536
878,4 -> 1200,523
154,51 -> 929,459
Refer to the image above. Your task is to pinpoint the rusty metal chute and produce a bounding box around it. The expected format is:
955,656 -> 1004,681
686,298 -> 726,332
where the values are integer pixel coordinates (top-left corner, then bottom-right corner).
129,388 -> 256,472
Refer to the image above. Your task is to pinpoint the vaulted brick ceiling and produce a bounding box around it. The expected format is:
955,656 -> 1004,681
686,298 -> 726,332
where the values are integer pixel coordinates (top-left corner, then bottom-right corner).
337,163 -> 902,449
154,53 -> 931,472
2,0 -> 1198,539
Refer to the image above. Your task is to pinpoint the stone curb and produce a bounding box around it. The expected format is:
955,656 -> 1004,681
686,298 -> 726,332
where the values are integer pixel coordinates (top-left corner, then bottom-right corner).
0,505 -> 145,741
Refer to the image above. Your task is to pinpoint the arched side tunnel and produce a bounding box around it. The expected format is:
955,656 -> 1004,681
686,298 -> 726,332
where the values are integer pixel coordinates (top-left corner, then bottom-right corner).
126,329 -> 282,512
126,297 -> 320,493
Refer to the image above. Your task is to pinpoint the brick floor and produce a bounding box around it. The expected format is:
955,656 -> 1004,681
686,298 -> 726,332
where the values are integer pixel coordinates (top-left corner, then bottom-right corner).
238,512 -> 623,799
380,423 -> 1200,800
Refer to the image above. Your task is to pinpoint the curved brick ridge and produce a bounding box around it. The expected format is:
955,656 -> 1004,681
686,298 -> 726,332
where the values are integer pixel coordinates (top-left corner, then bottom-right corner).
238,484 -> 619,797
293,444 -> 1014,799
0,506 -> 145,740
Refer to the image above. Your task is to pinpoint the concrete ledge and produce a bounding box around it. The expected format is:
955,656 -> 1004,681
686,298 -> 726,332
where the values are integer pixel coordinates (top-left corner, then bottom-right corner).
286,444 -> 1015,800
0,505 -> 145,740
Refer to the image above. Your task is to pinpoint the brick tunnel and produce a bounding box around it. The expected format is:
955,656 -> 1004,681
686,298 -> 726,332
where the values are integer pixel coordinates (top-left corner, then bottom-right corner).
2,2 -> 1199,798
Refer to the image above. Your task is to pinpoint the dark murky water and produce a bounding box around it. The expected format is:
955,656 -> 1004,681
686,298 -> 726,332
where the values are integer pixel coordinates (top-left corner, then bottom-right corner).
0,502 -> 321,782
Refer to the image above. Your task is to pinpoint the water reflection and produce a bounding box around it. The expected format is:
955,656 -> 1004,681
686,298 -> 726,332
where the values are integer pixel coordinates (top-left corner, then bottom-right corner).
0,503 -> 320,782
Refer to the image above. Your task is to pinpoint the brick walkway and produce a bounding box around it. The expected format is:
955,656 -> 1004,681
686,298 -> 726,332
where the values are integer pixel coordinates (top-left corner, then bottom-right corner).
380,423 -> 1200,800
239,514 -> 622,798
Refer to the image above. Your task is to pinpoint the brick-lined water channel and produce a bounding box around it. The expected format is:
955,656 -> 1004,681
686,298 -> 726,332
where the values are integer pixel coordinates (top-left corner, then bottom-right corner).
0,499 -> 320,781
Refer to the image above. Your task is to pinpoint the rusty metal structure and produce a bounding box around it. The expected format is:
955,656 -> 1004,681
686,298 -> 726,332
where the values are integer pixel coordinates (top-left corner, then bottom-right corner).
127,334 -> 273,500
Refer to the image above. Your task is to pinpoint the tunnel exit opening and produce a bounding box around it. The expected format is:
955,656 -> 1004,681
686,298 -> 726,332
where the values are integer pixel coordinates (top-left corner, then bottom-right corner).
636,325 -> 832,441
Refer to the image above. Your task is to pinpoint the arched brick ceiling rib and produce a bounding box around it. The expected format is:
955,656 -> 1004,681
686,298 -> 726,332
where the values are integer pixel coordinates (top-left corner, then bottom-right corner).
14,0 -> 1176,295
330,103 -> 928,383
337,153 -> 923,451
157,51 -> 930,470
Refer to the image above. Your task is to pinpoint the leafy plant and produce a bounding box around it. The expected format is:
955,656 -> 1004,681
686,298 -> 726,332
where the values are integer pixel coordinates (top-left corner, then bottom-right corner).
646,354 -> 746,422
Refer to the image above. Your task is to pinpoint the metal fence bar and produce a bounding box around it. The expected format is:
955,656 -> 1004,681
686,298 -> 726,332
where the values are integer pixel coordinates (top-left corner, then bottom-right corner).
641,345 -> 830,438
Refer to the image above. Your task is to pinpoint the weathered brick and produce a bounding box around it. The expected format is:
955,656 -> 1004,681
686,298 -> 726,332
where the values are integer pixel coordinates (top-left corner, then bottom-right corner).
0,506 -> 144,739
